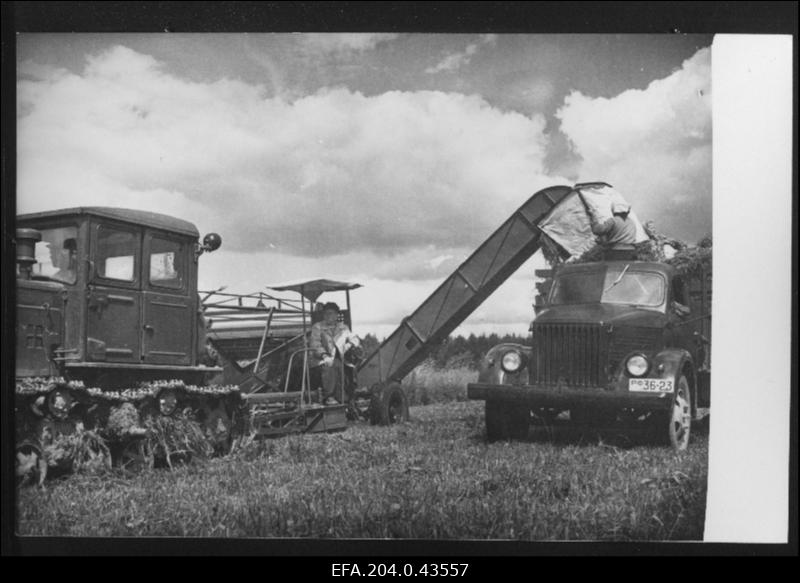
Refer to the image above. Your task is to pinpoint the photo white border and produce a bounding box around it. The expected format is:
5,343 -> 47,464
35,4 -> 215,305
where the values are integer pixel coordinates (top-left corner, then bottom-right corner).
704,34 -> 793,543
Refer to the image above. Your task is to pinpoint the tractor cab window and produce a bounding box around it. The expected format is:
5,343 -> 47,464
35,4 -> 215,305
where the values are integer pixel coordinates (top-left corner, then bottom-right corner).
149,236 -> 185,289
96,226 -> 137,282
31,226 -> 79,284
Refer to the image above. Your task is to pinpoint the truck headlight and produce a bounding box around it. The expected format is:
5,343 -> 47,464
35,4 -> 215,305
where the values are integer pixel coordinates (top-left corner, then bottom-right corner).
625,354 -> 650,377
501,350 -> 523,373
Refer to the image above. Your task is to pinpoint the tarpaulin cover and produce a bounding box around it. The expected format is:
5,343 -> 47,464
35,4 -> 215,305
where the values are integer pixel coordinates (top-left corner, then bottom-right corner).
538,184 -> 648,258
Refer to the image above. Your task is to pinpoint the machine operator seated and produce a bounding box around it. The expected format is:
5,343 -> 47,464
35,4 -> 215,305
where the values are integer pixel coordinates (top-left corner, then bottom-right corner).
308,302 -> 361,405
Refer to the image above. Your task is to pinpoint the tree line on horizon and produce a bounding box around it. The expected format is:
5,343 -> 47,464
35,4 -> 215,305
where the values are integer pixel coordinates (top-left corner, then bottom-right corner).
359,332 -> 528,370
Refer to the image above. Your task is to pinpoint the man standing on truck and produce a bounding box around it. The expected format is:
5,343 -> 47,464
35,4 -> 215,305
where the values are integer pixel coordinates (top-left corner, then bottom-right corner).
309,302 -> 359,405
581,195 -> 638,260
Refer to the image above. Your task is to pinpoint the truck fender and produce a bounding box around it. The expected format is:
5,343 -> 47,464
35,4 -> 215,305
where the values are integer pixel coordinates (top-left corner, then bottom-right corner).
652,348 -> 696,414
477,343 -> 532,385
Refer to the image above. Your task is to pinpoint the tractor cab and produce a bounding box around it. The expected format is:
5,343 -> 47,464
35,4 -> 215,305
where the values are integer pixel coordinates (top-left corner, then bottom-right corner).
16,207 -> 221,384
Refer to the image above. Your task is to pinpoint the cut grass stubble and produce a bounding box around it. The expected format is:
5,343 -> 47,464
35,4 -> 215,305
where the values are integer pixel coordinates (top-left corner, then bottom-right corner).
17,396 -> 708,540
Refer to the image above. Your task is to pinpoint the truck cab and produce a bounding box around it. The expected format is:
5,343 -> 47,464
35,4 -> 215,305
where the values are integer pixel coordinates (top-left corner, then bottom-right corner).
17,207 -> 219,386
467,259 -> 711,450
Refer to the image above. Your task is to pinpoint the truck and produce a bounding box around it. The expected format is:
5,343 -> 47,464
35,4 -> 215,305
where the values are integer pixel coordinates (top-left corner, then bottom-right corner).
467,221 -> 712,450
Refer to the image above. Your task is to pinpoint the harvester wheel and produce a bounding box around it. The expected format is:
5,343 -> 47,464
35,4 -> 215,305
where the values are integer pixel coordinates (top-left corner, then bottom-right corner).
369,383 -> 409,426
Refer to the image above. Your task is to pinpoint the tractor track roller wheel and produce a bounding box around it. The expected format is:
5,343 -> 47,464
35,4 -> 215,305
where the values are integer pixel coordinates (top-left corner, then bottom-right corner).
369,383 -> 409,426
16,441 -> 47,486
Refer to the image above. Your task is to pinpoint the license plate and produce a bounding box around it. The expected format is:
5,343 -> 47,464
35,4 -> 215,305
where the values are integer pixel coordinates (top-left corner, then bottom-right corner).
629,378 -> 674,393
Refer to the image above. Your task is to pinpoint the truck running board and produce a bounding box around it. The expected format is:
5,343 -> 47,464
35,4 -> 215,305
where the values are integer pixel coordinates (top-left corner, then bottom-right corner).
356,185 -> 574,389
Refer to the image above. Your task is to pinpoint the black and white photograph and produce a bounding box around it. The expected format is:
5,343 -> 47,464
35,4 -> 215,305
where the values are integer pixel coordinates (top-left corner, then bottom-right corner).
4,2 -> 795,556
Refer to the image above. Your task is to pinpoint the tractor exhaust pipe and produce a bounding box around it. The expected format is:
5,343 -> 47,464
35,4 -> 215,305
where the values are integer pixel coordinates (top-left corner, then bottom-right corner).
16,228 -> 41,280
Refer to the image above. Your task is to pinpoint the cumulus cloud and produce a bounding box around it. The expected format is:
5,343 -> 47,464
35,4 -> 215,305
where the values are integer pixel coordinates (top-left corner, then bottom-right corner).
556,47 -> 711,241
18,45 -> 560,266
298,33 -> 399,54
425,34 -> 497,74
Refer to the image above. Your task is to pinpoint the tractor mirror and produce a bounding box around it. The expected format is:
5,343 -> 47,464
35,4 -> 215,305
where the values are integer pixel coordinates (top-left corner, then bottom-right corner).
196,233 -> 222,259
203,233 -> 222,252
16,228 -> 42,279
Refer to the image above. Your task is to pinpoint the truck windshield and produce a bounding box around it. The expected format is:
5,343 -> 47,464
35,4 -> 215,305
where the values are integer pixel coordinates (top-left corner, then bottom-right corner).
550,266 -> 665,307
31,226 -> 79,284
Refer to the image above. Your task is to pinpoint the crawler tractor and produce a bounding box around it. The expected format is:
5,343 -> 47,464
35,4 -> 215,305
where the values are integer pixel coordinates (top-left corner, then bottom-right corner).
14,207 -> 238,480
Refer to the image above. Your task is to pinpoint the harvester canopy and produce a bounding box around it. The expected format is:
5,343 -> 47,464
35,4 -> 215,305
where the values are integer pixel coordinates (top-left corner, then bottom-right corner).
268,278 -> 362,302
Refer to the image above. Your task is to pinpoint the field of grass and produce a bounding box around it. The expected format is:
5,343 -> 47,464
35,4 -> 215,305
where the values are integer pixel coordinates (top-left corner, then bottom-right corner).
17,378 -> 708,540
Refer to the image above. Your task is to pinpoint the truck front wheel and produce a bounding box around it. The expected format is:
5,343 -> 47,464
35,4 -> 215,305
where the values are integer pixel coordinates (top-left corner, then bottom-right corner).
485,400 -> 529,441
666,374 -> 692,450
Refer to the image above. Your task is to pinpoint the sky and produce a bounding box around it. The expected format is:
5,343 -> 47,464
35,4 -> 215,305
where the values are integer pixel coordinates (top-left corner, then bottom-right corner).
16,33 -> 713,338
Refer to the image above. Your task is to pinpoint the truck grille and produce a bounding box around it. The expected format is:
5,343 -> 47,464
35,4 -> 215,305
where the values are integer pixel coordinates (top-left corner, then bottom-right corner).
531,323 -> 604,387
